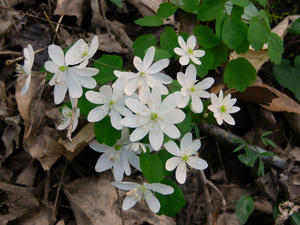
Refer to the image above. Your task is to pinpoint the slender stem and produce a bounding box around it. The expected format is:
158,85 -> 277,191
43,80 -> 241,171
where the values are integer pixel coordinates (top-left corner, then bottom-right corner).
5,47 -> 48,66
67,98 -> 78,141
199,171 -> 212,225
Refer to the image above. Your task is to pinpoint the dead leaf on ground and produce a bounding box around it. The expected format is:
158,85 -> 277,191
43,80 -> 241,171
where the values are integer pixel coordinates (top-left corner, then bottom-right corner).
54,0 -> 86,26
16,162 -> 37,186
0,182 -> 39,225
16,205 -> 49,225
129,0 -> 163,17
64,174 -> 176,225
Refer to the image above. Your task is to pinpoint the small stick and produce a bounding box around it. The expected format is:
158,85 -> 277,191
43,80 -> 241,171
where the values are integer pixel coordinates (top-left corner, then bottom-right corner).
67,98 -> 78,141
5,46 -> 47,66
44,170 -> 53,225
200,170 -> 212,225
0,50 -> 21,55
115,187 -> 125,225
43,10 -> 62,43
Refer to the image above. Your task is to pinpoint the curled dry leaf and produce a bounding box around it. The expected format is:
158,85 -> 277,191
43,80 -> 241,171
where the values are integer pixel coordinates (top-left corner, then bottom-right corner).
17,205 -> 49,225
64,174 -> 176,225
54,0 -> 85,25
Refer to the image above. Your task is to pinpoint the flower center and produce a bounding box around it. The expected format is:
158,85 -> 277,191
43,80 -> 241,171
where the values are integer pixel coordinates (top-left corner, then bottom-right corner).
151,113 -> 158,120
220,105 -> 227,113
188,48 -> 194,54
140,185 -> 146,193
139,72 -> 145,77
182,155 -> 189,162
115,144 -> 121,151
82,50 -> 88,57
190,86 -> 196,92
109,100 -> 114,106
59,65 -> 68,72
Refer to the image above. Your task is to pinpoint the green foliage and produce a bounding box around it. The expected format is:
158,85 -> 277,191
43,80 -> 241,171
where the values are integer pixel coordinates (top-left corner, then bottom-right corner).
109,0 -> 122,8
222,15 -> 248,50
210,42 -> 228,68
231,0 -> 250,7
177,109 -> 193,137
160,27 -> 178,57
180,0 -> 200,13
197,0 -> 226,21
260,131 -> 277,148
235,196 -> 255,224
194,49 -> 214,78
291,213 -> 300,225
273,57 -> 300,101
289,17 -> 300,34
224,58 -> 256,91
156,179 -> 186,216
94,116 -> 121,146
93,55 -> 123,84
154,48 -> 171,61
140,152 -> 164,183
247,10 -> 270,50
157,150 -> 173,176
78,88 -> 98,117
134,16 -> 163,27
194,25 -> 219,48
256,0 -> 267,7
157,3 -> 178,18
268,32 -> 284,64
133,34 -> 157,58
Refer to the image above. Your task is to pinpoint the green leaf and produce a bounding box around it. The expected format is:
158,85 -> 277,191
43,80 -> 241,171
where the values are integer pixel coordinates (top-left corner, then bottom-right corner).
140,152 -> 164,183
194,25 -> 219,48
169,80 -> 182,93
197,0 -> 226,21
268,32 -> 284,64
273,58 -> 300,101
134,16 -> 163,27
154,48 -> 171,61
133,34 -> 157,58
210,41 -> 228,68
257,0 -> 267,7
291,212 -> 300,225
265,138 -> 277,148
231,5 -> 244,19
260,151 -> 275,157
177,109 -> 192,137
238,147 -> 258,167
215,13 -> 227,38
261,131 -> 273,137
231,0 -> 250,7
156,179 -> 186,216
233,143 -> 246,152
289,17 -> 300,34
109,0 -> 122,8
222,15 -> 248,50
160,27 -> 178,57
78,88 -> 98,117
157,150 -> 173,176
235,196 -> 255,224
257,158 -> 265,176
180,0 -> 199,13
224,57 -> 256,91
194,49 -> 214,78
94,116 -> 121,146
93,55 -> 123,84
157,2 -> 178,18
247,11 -> 270,50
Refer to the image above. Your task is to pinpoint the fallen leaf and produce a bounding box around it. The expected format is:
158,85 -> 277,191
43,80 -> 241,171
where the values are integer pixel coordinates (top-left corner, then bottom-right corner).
16,162 -> 37,187
128,0 -> 163,17
289,147 -> 300,162
97,34 -> 130,54
256,173 -> 279,202
0,182 -> 39,225
54,0 -> 86,26
64,174 -> 176,225
17,205 -> 49,225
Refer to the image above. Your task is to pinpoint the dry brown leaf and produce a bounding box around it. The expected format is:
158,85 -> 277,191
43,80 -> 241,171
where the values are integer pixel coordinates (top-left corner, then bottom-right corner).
54,0 -> 85,26
56,219 -> 65,225
16,162 -> 37,186
97,34 -> 130,54
64,174 -> 176,225
0,182 -> 39,225
17,205 -> 49,225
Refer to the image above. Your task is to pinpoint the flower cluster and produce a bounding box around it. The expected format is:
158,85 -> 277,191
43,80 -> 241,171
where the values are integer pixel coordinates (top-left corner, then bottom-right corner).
18,34 -> 240,214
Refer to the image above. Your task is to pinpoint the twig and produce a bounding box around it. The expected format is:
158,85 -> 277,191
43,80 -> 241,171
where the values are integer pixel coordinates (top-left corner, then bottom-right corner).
215,139 -> 228,183
0,50 -> 21,55
200,171 -> 212,225
44,170 -> 53,225
67,98 -> 78,141
52,160 -> 68,219
55,15 -> 64,33
199,123 -> 288,169
43,10 -> 62,44
5,46 -> 47,66
115,187 -> 125,225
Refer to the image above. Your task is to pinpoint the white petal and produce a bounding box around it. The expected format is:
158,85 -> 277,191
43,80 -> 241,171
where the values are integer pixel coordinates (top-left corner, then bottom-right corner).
223,113 -> 235,125
21,74 -> 31,96
192,139 -> 201,153
54,84 -> 67,104
87,105 -> 109,122
180,132 -> 193,152
159,122 -> 180,139
114,71 -> 136,79
130,126 -> 150,142
86,91 -> 110,104
44,61 -> 58,73
48,45 -> 65,66
95,154 -> 113,172
142,46 -> 155,71
164,140 -> 182,156
177,72 -> 187,87
73,75 -> 96,89
127,151 -> 141,171
190,55 -> 201,65
121,115 -> 148,127
122,196 -> 138,210
177,94 -> 189,108
89,140 -> 109,153
187,157 -> 208,170
122,152 -> 131,176
187,35 -> 196,49
147,183 -> 174,194
113,159 -> 124,181
149,125 -> 164,151
88,35 -> 99,58
191,97 -> 203,113
124,77 -> 139,96
178,36 -> 187,50
70,67 -> 99,77
149,73 -> 173,84
146,59 -> 169,74
160,91 -> 181,112
179,55 -> 190,66
111,181 -> 140,190
162,108 -> 186,124
66,75 -> 83,98
193,50 -> 205,57
65,39 -> 86,65
210,93 -> 220,106
174,47 -> 186,56
125,98 -> 148,114
144,190 -> 160,213
109,111 -> 122,130
57,118 -> 70,130
133,56 -> 143,71
185,64 -> 197,86
114,104 -> 132,117
176,161 -> 187,184
166,157 -> 181,171
228,106 -> 240,113
218,90 -> 224,101
100,85 -> 113,99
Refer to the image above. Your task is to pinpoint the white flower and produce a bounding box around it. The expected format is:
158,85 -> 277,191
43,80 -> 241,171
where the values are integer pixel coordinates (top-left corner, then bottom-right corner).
129,142 -> 150,153
113,46 -> 172,96
111,181 -> 174,213
44,44 -> 99,104
164,132 -> 208,184
89,128 -> 141,181
16,44 -> 34,96
65,35 -> 98,66
174,35 -> 205,66
177,64 -> 214,113
86,85 -> 132,130
121,87 -> 185,151
57,98 -> 80,132
207,90 -> 240,125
